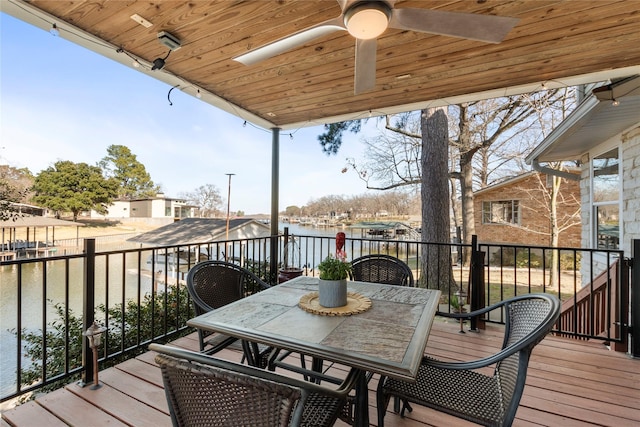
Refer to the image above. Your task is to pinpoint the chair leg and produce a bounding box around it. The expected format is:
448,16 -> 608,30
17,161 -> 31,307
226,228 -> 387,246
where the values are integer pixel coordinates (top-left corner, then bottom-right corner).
400,399 -> 413,417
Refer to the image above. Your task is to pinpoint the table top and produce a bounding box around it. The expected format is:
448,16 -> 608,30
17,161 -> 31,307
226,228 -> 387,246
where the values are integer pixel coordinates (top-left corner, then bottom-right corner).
187,276 -> 441,380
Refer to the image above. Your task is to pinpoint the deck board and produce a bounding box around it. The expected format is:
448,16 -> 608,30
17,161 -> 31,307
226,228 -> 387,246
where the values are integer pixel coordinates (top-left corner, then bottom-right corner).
98,368 -> 169,413
2,319 -> 639,427
65,379 -> 169,427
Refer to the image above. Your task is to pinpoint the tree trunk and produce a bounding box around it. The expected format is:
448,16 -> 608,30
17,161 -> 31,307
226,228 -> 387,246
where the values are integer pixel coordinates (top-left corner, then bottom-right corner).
459,152 -> 476,243
420,107 -> 453,292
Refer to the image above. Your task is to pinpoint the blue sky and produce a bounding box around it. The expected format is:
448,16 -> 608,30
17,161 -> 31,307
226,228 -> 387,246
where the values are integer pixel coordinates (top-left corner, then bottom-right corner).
0,13 -> 378,214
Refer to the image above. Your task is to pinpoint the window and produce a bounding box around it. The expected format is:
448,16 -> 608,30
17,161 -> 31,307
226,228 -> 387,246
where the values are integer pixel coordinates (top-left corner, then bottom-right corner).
592,147 -> 620,249
482,200 -> 520,225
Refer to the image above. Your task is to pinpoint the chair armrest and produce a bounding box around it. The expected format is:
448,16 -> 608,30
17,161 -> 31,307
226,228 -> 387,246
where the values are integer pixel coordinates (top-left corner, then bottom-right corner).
436,297 -> 507,320
423,343 -> 522,371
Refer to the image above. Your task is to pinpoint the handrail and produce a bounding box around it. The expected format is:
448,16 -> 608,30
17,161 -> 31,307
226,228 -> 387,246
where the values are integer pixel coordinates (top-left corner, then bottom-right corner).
0,233 -> 631,403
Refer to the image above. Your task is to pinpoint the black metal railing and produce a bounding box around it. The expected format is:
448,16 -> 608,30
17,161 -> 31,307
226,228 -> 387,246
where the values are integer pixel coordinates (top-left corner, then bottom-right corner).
0,232 -> 634,403
476,241 -> 630,348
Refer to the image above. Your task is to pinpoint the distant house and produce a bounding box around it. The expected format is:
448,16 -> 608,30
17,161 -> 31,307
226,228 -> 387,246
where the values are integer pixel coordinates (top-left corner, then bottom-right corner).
90,194 -> 196,220
473,171 -> 581,247
526,75 -> 640,257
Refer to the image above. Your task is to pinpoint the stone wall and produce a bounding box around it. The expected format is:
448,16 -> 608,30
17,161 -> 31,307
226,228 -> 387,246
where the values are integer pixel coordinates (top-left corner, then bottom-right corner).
621,125 -> 640,256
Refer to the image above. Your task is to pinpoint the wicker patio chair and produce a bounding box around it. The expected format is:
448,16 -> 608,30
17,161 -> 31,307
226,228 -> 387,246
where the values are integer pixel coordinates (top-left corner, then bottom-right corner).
186,260 -> 272,368
350,254 -> 414,286
377,293 -> 560,427
150,344 -> 359,427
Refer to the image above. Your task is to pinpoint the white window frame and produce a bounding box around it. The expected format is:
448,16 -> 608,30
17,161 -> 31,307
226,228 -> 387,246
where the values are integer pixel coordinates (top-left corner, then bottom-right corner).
481,200 -> 521,225
590,143 -> 622,250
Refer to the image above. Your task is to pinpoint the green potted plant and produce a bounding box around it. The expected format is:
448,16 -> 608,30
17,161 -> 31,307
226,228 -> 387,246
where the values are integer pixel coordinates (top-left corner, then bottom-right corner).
317,254 -> 352,307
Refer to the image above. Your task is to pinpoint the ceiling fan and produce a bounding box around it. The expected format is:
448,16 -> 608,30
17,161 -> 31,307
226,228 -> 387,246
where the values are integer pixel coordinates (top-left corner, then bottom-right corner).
233,0 -> 519,95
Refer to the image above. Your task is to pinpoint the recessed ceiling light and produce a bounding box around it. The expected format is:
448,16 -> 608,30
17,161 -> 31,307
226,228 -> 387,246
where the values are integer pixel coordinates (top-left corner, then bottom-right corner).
266,112 -> 277,117
396,74 -> 412,80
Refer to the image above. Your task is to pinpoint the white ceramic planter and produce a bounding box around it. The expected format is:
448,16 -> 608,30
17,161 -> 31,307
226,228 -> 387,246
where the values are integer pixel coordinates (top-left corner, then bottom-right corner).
318,278 -> 348,307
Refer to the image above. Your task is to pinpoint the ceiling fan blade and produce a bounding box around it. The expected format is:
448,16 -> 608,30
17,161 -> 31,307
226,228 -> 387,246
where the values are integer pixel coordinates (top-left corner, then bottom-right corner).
354,38 -> 377,95
234,18 -> 345,65
390,8 -> 519,43
338,0 -> 388,12
336,0 -> 349,11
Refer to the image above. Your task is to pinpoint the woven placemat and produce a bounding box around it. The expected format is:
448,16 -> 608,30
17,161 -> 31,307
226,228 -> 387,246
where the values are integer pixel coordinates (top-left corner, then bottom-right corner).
298,292 -> 372,316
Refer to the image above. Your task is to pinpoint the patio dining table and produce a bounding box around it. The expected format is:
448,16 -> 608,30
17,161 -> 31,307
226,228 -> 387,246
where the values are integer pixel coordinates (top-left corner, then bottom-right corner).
187,275 -> 441,426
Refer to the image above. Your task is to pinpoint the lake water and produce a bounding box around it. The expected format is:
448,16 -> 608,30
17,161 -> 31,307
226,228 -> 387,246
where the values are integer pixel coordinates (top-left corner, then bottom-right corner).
0,222 -> 341,398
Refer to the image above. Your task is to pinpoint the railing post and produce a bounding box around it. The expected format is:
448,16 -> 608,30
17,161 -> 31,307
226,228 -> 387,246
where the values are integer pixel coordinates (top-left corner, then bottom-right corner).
632,240 -> 640,357
81,238 -> 96,386
470,235 -> 485,331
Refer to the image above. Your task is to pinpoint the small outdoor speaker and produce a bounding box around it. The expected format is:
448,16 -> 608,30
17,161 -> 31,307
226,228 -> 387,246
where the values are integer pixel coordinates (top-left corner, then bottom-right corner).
157,31 -> 181,51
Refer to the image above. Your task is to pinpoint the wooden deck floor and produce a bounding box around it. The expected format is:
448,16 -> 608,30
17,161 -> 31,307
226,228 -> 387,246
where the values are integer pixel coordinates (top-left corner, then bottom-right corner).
2,318 -> 639,427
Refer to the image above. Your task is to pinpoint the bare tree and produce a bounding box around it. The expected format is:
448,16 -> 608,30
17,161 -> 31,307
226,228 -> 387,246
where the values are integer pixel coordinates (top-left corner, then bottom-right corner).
303,192 -> 414,219
345,91 -> 573,252
0,165 -> 34,221
344,114 -> 421,190
320,91 -> 577,291
181,184 -> 223,217
526,87 -> 579,285
448,91 -> 570,247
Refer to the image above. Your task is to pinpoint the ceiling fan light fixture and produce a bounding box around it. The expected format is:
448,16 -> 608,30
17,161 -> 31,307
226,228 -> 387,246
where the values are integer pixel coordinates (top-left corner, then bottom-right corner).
344,2 -> 391,40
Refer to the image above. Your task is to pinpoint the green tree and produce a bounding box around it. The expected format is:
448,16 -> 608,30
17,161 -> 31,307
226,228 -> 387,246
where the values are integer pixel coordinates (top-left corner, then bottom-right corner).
98,145 -> 158,199
32,161 -> 119,220
13,284 -> 192,397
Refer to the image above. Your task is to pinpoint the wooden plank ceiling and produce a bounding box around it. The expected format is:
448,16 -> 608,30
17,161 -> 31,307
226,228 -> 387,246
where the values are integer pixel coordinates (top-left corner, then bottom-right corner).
7,1 -> 640,129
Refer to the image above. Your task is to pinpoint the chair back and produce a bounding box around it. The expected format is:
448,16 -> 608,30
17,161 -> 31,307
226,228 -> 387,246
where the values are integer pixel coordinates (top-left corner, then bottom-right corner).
495,294 -> 560,424
351,254 -> 414,286
186,261 -> 269,316
151,344 -> 356,427
152,345 -> 304,426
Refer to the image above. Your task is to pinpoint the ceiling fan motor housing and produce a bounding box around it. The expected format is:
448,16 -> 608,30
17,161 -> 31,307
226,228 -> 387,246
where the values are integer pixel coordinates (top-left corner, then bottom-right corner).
344,1 -> 392,39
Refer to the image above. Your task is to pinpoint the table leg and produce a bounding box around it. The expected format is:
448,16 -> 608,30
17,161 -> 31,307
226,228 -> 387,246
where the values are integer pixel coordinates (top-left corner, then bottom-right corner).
354,369 -> 369,427
311,357 -> 323,384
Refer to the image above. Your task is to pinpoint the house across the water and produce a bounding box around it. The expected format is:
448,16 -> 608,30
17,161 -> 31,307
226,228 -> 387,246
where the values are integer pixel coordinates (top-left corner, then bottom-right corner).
349,221 -> 420,241
90,193 -> 196,220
